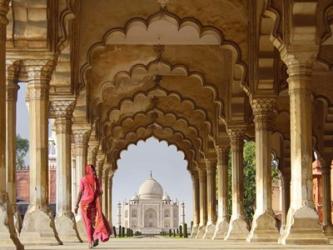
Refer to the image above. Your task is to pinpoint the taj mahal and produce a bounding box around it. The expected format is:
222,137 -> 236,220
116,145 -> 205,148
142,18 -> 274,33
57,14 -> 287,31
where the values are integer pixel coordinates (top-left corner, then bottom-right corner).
119,173 -> 181,235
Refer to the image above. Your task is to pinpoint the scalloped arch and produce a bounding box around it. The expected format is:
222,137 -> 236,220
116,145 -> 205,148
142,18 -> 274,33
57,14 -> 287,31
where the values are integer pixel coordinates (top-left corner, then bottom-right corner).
107,127 -> 199,169
109,123 -> 196,156
97,59 -> 219,107
80,9 -> 246,89
107,111 -> 204,153
103,87 -> 213,134
109,135 -> 195,171
109,108 -> 202,141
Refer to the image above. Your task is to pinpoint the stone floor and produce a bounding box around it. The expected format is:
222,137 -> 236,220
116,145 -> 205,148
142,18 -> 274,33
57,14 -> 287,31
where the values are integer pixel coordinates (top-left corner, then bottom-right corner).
22,238 -> 333,250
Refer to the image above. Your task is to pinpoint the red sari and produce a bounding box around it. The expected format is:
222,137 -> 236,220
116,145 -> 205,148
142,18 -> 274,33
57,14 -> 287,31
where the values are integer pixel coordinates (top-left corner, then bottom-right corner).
80,165 -> 112,243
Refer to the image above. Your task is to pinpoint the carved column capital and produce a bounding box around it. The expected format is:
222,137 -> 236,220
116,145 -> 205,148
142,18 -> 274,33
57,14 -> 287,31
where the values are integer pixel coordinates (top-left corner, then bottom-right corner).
24,60 -> 55,101
227,126 -> 246,150
24,59 -> 55,82
50,99 -> 75,134
72,129 -> 90,149
216,145 -> 229,167
280,49 -> 317,92
49,99 -> 75,118
252,98 -> 276,130
0,0 -> 10,24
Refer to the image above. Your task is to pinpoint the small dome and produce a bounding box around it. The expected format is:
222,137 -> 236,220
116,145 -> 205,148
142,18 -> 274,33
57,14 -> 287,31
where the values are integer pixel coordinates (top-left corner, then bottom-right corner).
138,172 -> 163,200
162,193 -> 171,201
130,194 -> 139,201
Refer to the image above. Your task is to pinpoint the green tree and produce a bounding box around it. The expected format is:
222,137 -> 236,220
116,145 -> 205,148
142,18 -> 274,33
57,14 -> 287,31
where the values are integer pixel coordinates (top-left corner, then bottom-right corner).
227,141 -> 256,223
226,141 -> 280,223
16,135 -> 29,170
242,141 -> 256,222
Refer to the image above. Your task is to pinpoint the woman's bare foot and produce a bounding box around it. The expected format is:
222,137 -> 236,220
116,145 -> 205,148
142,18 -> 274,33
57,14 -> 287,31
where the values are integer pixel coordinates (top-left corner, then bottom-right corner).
93,239 -> 99,247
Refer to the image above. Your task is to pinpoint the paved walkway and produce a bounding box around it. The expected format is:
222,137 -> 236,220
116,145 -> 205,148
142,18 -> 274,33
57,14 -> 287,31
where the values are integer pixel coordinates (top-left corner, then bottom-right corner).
23,238 -> 333,250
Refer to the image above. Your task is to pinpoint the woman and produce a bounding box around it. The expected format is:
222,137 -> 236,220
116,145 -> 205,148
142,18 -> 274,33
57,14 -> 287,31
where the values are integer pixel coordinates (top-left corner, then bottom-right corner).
75,164 -> 112,248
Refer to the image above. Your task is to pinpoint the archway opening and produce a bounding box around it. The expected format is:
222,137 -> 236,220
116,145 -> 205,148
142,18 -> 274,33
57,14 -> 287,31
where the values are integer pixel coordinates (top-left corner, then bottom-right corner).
112,137 -> 192,235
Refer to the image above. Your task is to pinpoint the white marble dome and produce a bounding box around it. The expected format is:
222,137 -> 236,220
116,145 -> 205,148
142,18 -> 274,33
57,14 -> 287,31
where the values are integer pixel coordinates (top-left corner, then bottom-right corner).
138,173 -> 163,200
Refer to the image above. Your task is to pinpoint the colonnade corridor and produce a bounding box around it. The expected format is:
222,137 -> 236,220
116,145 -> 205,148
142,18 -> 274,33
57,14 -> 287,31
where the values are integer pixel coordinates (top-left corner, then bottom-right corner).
1,0 -> 333,250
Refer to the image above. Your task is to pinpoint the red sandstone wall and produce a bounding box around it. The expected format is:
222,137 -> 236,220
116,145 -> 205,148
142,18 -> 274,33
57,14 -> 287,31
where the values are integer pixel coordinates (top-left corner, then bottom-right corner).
16,168 -> 56,204
49,169 -> 56,204
16,169 -> 29,202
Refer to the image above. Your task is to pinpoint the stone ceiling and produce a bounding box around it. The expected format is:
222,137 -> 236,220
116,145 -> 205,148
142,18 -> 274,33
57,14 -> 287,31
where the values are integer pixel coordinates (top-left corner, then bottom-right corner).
5,0 -> 333,172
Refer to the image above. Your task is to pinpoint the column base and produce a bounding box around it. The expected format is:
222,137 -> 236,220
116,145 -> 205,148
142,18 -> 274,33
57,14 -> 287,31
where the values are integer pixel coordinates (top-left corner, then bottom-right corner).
0,193 -> 24,250
278,206 -> 328,245
195,225 -> 206,239
190,225 -> 198,238
212,219 -> 229,240
324,224 -> 333,244
76,218 -> 87,242
55,213 -> 83,243
203,223 -> 215,239
247,211 -> 279,242
20,207 -> 63,245
225,217 -> 249,240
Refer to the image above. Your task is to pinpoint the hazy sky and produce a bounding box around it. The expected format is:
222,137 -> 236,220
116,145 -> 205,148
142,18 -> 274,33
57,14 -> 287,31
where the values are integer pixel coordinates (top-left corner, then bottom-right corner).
16,84 -> 193,224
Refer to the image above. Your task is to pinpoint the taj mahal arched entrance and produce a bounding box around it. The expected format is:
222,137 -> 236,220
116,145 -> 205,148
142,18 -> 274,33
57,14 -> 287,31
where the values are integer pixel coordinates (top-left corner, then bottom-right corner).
144,208 -> 158,228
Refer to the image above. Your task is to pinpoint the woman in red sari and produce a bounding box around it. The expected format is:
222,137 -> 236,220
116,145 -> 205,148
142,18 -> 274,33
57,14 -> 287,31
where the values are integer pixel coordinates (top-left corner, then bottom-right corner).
74,164 -> 112,248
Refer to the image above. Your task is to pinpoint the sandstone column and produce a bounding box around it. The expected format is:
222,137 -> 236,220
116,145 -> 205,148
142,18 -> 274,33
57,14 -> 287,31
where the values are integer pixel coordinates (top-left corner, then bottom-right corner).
203,158 -> 217,239
108,170 -> 114,224
6,62 -> 22,232
247,98 -> 279,242
20,60 -> 62,245
195,167 -> 207,238
225,127 -> 249,240
72,127 -> 90,242
5,64 -> 19,205
0,1 -> 24,249
190,172 -> 200,238
51,98 -> 82,242
96,153 -> 105,208
279,51 -> 327,244
213,145 -> 229,239
280,168 -> 290,232
321,158 -> 333,241
71,144 -> 76,211
102,168 -> 110,217
72,128 -> 90,202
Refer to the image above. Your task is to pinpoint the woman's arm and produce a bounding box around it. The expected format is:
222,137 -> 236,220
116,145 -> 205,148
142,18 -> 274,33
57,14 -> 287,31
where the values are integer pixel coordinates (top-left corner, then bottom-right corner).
74,189 -> 83,214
